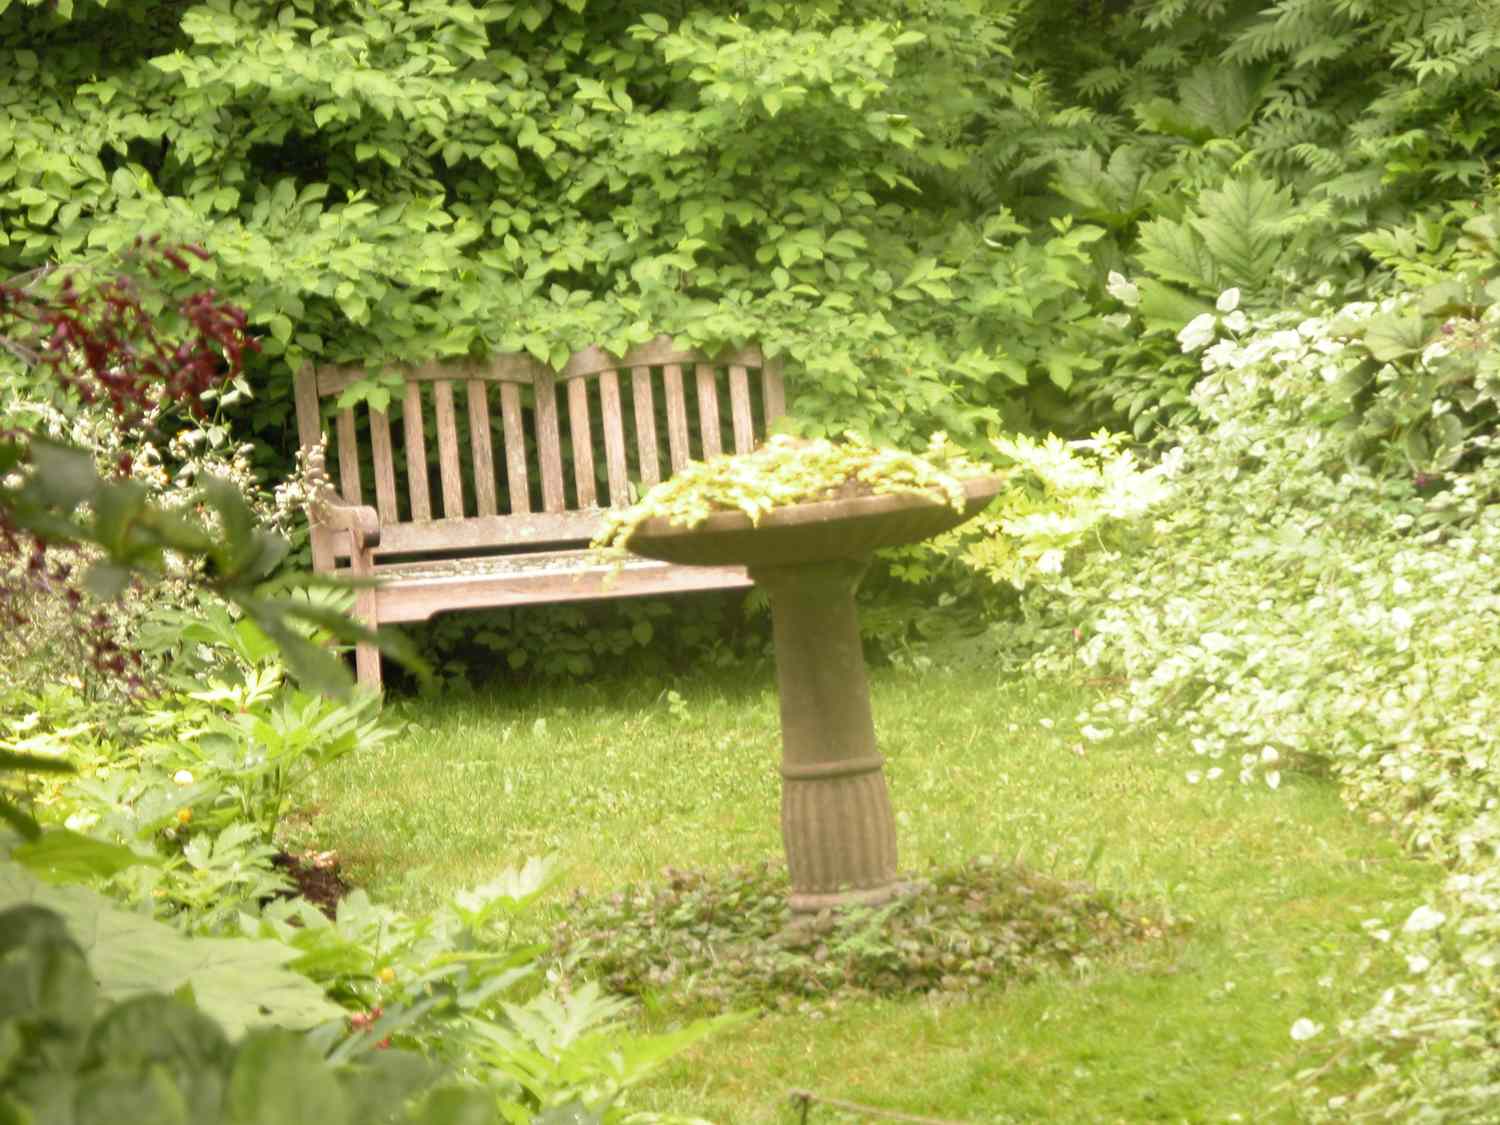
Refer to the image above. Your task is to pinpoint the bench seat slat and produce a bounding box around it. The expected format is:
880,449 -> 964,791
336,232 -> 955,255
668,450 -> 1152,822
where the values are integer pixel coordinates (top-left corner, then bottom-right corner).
695,363 -> 722,459
293,364 -> 336,574
599,369 -> 629,505
351,550 -> 754,624
534,376 -> 566,512
729,364 -> 754,453
369,408 -> 399,522
336,406 -> 362,504
663,363 -> 690,471
762,358 -> 786,431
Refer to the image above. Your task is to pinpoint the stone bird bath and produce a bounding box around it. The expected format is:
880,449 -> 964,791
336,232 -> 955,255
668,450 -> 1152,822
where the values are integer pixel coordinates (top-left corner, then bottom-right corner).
626,476 -> 1002,912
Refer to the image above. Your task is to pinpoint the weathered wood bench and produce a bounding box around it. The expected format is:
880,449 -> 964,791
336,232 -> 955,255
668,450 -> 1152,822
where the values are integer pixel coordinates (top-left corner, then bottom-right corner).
293,337 -> 786,689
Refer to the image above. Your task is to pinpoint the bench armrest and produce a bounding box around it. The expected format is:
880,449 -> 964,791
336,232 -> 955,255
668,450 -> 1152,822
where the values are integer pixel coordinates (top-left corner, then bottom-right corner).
313,496 -> 382,551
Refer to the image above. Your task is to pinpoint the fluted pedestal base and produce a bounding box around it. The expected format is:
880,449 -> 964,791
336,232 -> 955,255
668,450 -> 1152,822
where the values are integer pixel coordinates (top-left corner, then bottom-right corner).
750,558 -> 901,913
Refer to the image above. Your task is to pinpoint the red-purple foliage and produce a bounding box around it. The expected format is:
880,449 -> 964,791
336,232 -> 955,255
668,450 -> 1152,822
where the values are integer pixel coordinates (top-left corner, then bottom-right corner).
0,236 -> 257,421
0,238 -> 261,688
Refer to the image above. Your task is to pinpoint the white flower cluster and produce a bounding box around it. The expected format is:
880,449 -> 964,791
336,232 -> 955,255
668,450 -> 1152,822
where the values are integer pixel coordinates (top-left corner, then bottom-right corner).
1010,284 -> 1500,1119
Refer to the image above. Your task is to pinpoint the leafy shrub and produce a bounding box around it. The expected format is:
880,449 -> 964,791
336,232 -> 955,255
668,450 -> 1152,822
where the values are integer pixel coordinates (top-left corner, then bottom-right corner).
550,859 -> 1177,1015
0,0 -> 1111,453
990,266 -> 1500,1117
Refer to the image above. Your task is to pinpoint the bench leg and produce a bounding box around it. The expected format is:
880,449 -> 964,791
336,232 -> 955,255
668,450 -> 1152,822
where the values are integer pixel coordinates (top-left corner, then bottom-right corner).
351,555 -> 383,692
355,640 -> 382,691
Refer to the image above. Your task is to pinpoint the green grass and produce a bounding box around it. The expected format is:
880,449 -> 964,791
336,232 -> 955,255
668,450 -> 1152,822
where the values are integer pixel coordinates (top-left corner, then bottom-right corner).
298,664 -> 1439,1123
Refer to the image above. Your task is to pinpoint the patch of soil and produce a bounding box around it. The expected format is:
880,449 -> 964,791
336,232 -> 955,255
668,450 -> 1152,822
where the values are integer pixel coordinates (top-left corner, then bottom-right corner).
271,850 -> 351,918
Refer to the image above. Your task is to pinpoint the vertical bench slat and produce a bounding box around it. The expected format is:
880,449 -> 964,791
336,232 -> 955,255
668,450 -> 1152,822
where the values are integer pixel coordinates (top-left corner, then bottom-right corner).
728,364 -> 755,453
566,377 -> 597,508
695,363 -> 722,459
663,363 -> 691,472
369,407 -> 400,522
293,363 -> 336,573
466,380 -> 498,517
762,357 -> 786,428
403,382 -> 432,521
433,379 -> 465,518
336,407 -> 363,504
534,374 -> 567,512
631,366 -> 660,487
499,381 -> 530,514
599,369 -> 629,506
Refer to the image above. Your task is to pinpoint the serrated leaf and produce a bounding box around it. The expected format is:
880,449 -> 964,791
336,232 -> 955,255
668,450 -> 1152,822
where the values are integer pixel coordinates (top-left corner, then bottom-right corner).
1188,175 -> 1296,287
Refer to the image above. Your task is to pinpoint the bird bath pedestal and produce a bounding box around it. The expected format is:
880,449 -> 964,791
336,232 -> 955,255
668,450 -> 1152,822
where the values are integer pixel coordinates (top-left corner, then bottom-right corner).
626,477 -> 1002,913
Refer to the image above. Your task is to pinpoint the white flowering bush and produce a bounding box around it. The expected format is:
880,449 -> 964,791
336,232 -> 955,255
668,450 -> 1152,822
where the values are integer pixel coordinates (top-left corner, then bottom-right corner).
0,365 -> 305,700
956,431 -> 1179,590
1003,280 -> 1500,1117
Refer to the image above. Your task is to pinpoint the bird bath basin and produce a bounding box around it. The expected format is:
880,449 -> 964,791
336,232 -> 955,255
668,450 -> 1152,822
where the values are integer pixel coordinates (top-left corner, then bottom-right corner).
627,476 -> 1003,912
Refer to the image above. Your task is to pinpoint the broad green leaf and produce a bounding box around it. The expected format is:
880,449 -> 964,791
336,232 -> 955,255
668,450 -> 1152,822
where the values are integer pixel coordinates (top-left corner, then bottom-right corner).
1362,313 -> 1427,363
0,866 -> 343,1036
11,830 -> 158,885
25,440 -> 99,510
1137,217 -> 1217,296
224,1031 -> 350,1124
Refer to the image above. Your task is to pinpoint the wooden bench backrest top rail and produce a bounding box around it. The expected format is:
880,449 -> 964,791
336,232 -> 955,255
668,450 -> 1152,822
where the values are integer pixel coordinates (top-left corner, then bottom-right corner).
293,337 -> 786,573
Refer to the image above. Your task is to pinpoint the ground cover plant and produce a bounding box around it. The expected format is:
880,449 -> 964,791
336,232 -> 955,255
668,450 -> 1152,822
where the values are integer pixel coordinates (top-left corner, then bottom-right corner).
3,617 -> 734,1123
552,858 -> 1172,1016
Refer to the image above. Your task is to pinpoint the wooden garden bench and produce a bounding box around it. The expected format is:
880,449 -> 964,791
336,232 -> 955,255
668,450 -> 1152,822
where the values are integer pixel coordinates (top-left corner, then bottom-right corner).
293,337 -> 786,689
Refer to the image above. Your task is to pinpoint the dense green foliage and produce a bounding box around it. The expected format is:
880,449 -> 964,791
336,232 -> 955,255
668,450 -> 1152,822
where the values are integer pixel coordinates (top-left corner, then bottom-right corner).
6,0 -> 1500,1117
7,0 -> 1496,460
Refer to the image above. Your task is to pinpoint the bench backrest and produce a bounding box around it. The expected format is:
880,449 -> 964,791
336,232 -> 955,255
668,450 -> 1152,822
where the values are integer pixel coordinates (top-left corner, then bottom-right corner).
293,337 -> 786,571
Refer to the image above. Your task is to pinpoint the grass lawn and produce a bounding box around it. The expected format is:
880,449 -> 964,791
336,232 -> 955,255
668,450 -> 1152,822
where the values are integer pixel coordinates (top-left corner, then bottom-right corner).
299,663 -> 1439,1123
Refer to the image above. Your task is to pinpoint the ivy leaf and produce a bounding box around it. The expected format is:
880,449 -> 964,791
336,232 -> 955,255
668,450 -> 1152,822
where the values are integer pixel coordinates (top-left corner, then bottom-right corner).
1361,313 -> 1428,363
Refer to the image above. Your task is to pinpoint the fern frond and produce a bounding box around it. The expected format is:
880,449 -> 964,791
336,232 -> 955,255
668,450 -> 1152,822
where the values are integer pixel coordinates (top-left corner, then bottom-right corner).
1137,215 -> 1219,293
1187,175 -> 1299,285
